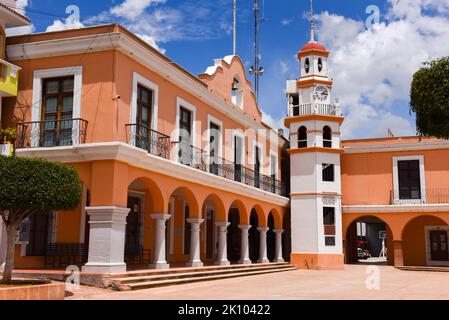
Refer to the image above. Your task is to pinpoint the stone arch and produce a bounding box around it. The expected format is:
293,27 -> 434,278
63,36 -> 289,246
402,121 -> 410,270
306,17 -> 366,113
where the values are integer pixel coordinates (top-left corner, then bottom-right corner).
127,176 -> 166,213
202,193 -> 227,222
167,186 -> 200,218
402,215 -> 449,266
268,207 -> 283,229
228,199 -> 249,225
250,204 -> 267,227
345,215 -> 394,265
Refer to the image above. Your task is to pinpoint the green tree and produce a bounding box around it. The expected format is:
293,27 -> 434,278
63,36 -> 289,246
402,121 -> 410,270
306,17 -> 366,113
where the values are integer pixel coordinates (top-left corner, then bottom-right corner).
0,156 -> 82,283
410,56 -> 449,139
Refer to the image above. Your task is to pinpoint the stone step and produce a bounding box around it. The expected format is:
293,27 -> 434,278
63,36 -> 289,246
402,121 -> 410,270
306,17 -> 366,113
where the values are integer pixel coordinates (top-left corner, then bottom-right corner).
112,262 -> 290,279
113,264 -> 294,285
114,266 -> 297,291
397,266 -> 449,272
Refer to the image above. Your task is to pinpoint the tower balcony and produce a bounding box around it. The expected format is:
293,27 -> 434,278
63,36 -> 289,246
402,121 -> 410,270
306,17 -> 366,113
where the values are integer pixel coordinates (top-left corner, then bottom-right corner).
0,59 -> 20,97
289,102 -> 341,118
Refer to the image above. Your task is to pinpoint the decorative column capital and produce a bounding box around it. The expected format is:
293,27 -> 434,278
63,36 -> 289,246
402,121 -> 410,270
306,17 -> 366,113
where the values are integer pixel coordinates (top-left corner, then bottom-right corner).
273,229 -> 284,235
257,227 -> 270,233
216,221 -> 231,228
151,213 -> 171,221
238,224 -> 252,230
187,218 -> 205,225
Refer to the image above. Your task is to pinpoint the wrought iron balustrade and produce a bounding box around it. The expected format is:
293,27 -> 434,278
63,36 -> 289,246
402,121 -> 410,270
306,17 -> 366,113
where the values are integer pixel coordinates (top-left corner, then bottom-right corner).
126,123 -> 170,159
16,118 -> 88,149
390,188 -> 449,205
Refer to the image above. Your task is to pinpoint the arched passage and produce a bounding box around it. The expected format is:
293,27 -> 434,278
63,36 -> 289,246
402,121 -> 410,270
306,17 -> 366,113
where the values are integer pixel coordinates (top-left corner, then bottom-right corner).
167,186 -> 201,265
402,215 -> 449,266
345,215 -> 394,266
249,209 -> 260,262
227,200 -> 247,262
201,194 -> 226,262
267,213 -> 275,261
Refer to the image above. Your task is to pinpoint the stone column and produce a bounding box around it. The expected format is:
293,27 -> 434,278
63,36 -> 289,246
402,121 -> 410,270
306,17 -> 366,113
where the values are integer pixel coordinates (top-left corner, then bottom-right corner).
0,217 -> 6,271
273,229 -> 285,263
186,218 -> 204,267
238,224 -> 251,264
215,222 -> 231,266
393,240 -> 404,267
257,227 -> 269,263
82,206 -> 130,274
150,214 -> 171,269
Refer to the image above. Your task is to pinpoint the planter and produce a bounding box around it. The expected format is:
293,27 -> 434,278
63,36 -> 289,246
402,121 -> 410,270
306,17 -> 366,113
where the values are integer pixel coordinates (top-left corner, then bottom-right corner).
0,142 -> 13,156
0,279 -> 66,300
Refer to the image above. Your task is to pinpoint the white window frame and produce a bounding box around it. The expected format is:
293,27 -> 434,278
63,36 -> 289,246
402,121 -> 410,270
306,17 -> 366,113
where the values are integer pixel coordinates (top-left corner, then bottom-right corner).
31,66 -> 83,147
269,150 -> 279,180
175,97 -> 197,162
231,130 -> 245,166
425,226 -> 449,266
206,114 -> 223,160
252,141 -> 264,175
130,72 -> 159,132
392,155 -> 426,205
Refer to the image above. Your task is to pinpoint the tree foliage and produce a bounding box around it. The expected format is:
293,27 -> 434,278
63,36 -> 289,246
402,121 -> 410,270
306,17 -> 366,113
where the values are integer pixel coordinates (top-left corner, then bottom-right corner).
0,156 -> 82,283
410,56 -> 449,139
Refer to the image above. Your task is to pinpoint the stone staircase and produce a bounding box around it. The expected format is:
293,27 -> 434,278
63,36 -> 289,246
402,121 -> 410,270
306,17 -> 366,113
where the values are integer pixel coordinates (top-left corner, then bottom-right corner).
110,262 -> 296,291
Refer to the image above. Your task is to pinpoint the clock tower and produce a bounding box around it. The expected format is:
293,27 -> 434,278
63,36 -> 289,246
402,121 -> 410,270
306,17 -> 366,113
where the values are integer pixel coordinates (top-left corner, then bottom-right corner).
285,0 -> 345,269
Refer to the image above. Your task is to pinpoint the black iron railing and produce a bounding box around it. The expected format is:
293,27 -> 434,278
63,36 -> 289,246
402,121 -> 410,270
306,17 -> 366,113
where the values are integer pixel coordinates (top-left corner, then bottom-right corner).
390,188 -> 449,205
171,141 -> 285,195
16,118 -> 88,149
126,123 -> 171,159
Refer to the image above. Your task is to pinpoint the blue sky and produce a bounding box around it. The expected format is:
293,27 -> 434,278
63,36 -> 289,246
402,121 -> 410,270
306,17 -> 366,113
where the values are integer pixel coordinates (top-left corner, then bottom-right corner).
10,0 -> 449,138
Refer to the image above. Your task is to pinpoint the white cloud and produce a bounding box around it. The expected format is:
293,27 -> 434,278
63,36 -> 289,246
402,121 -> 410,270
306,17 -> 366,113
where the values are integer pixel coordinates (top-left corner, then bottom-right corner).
281,18 -> 293,26
315,0 -> 449,139
46,19 -> 84,32
262,112 -> 285,131
110,0 -> 167,20
136,34 -> 166,54
15,0 -> 28,15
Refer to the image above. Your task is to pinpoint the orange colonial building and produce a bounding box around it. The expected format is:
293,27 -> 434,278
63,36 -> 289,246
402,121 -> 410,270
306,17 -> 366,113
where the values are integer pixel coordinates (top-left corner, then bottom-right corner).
0,2 -> 449,276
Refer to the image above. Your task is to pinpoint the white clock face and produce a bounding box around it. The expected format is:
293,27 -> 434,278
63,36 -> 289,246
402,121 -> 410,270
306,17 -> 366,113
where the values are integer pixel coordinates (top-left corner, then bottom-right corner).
314,86 -> 329,101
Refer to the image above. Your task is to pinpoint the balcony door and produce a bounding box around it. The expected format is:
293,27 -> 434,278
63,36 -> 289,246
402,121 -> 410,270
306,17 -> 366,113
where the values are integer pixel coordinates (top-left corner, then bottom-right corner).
254,146 -> 261,188
135,84 -> 154,150
41,77 -> 74,147
179,107 -> 192,165
209,122 -> 220,175
234,136 -> 243,182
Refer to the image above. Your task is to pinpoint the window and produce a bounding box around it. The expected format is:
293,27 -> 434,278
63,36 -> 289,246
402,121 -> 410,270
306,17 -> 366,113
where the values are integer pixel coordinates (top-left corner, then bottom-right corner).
304,58 -> 310,73
20,212 -> 50,256
323,126 -> 332,148
184,205 -> 190,255
135,85 -> 154,150
209,122 -> 220,175
234,135 -> 243,182
298,126 -> 307,148
322,164 -> 335,182
254,146 -> 261,188
318,58 -> 323,72
323,207 -> 335,226
41,77 -> 74,147
323,207 -> 336,247
179,107 -> 192,164
136,85 -> 153,128
398,160 -> 421,200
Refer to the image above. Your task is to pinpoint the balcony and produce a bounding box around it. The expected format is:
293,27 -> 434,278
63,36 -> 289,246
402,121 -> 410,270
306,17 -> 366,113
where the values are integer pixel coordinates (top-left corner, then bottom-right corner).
289,103 -> 341,118
390,189 -> 449,205
0,59 -> 20,97
125,129 -> 286,196
126,123 -> 170,159
16,118 -> 88,149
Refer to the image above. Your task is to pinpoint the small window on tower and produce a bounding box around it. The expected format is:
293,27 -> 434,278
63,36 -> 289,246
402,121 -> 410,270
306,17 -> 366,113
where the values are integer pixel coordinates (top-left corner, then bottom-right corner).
298,126 -> 307,148
304,58 -> 310,74
318,58 -> 323,72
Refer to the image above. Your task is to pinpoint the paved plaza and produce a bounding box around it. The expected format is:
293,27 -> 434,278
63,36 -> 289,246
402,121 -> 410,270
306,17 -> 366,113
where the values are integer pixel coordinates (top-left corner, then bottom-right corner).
66,265 -> 449,300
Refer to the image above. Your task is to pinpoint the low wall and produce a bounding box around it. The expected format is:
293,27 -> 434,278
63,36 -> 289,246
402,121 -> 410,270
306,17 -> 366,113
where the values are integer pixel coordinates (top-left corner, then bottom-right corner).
0,281 -> 66,300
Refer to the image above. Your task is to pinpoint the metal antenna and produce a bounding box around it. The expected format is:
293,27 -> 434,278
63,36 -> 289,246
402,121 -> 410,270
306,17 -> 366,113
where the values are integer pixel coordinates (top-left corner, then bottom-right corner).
233,0 -> 237,55
310,0 -> 315,42
249,0 -> 264,102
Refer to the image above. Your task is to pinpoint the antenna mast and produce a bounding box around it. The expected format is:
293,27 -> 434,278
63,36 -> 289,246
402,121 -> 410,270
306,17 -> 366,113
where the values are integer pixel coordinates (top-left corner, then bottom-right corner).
233,0 -> 237,55
310,0 -> 315,42
249,0 -> 264,102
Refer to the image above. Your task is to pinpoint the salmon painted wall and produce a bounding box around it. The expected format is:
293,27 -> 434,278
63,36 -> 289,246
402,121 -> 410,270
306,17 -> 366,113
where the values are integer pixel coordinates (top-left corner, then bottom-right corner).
341,148 -> 449,205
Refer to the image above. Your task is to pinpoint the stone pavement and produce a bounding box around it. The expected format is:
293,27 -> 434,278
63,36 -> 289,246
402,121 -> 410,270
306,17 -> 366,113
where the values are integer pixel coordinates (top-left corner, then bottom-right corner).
65,265 -> 449,300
